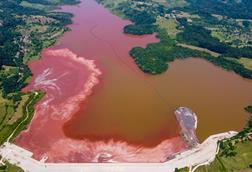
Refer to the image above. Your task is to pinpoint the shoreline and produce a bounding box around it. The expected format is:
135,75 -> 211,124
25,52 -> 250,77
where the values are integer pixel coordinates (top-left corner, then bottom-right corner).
10,0 -> 252,165
96,0 -> 252,79
0,131 -> 238,172
15,0 -> 187,164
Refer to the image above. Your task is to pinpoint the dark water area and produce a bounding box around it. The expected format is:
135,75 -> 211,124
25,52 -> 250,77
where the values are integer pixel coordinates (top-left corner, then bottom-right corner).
15,0 -> 252,163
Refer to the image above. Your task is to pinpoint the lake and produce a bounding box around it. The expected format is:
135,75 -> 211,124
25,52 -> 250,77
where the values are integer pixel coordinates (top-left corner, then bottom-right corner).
15,0 -> 252,163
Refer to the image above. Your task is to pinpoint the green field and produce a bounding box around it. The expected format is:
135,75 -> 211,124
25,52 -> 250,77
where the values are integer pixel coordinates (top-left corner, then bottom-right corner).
156,16 -> 179,39
152,0 -> 188,8
237,58 -> 252,71
225,57 -> 252,71
0,161 -> 24,172
0,92 -> 43,144
195,141 -> 252,172
21,1 -> 50,10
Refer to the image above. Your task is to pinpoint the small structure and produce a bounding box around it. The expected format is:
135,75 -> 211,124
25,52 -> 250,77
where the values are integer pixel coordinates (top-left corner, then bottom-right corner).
175,107 -> 199,147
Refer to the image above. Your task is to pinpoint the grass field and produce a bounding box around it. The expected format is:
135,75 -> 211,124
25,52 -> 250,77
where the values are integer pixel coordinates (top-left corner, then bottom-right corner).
21,1 -> 52,10
0,91 -> 43,144
165,0 -> 188,8
0,100 -> 15,143
156,16 -> 179,39
7,95 -> 29,125
178,44 -> 221,57
238,58 -> 252,71
0,97 -> 23,144
153,0 -> 188,8
195,141 -> 252,172
210,25 -> 252,48
225,57 -> 252,71
0,161 -> 24,172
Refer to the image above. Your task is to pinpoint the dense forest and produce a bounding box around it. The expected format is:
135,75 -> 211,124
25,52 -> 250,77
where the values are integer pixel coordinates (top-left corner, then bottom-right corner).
123,8 -> 158,35
130,29 -> 252,78
0,0 -> 76,97
185,0 -> 252,19
97,0 -> 252,79
177,24 -> 252,58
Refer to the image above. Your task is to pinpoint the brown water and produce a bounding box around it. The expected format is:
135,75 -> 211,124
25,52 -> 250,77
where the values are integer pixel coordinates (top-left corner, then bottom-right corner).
15,0 -> 252,163
62,0 -> 252,143
150,58 -> 252,141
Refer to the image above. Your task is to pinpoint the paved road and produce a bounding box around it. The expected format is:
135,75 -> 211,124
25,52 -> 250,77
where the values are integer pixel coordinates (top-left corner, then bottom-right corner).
0,131 -> 237,172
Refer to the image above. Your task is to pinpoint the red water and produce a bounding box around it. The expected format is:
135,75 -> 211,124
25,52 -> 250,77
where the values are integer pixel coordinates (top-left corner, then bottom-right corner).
15,0 -> 252,163
15,0 -> 186,163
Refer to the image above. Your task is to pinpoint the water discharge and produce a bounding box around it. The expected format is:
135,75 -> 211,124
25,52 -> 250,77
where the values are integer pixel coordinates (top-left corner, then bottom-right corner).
16,0 -> 252,163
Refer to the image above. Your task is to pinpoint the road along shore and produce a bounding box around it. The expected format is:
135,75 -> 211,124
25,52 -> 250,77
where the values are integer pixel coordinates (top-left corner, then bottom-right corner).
0,131 -> 237,172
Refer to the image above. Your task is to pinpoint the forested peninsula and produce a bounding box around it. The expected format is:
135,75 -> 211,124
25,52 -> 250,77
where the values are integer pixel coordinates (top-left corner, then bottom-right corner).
97,0 -> 252,78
